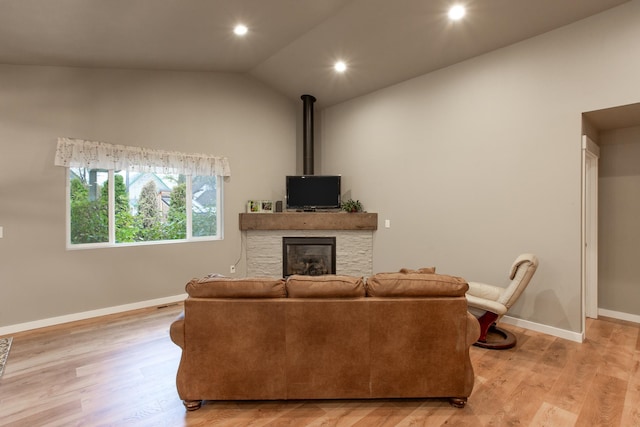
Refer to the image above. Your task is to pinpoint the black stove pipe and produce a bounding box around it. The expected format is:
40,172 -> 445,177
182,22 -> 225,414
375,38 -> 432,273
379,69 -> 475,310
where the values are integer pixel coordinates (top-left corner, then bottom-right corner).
301,94 -> 316,175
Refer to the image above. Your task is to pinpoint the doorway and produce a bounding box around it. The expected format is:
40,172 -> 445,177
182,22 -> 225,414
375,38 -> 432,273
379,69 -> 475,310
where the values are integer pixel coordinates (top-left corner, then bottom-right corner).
582,102 -> 640,331
581,135 -> 599,328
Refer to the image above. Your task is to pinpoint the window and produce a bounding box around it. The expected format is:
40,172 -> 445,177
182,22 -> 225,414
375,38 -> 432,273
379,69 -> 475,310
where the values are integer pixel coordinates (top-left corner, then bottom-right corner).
56,138 -> 230,248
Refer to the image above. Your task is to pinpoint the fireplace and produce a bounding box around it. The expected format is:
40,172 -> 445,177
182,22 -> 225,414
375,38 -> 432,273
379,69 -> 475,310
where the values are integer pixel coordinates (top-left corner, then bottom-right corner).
283,237 -> 336,277
241,213 -> 376,278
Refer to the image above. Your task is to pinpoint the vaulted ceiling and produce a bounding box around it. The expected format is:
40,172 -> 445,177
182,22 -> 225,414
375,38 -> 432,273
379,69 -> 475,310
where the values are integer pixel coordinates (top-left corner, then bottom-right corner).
0,0 -> 631,108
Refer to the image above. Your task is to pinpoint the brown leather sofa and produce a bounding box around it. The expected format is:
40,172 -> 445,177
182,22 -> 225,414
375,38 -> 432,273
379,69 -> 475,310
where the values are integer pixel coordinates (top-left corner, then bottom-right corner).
170,272 -> 480,411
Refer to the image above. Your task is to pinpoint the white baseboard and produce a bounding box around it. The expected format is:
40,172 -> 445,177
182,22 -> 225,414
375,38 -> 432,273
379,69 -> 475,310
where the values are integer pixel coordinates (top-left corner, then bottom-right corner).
500,315 -> 584,343
598,308 -> 640,324
0,294 -> 187,336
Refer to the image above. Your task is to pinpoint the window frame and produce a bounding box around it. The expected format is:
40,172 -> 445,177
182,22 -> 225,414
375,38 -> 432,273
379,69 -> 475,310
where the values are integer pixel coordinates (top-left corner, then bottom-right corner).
65,168 -> 223,250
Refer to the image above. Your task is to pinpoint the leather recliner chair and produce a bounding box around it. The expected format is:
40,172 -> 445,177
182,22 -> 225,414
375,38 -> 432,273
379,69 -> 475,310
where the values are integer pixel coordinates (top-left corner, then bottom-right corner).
465,254 -> 539,349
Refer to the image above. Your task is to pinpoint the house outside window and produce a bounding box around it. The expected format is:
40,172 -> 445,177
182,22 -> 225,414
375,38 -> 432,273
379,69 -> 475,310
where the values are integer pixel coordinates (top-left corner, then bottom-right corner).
56,138 -> 230,249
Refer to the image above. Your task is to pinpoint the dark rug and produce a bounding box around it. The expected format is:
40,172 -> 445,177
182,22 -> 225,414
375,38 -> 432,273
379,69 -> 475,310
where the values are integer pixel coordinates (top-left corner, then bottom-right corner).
0,337 -> 12,377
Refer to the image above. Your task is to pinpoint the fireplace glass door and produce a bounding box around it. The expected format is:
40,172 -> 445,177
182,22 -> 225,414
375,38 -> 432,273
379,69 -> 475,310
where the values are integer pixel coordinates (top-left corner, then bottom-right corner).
283,237 -> 336,277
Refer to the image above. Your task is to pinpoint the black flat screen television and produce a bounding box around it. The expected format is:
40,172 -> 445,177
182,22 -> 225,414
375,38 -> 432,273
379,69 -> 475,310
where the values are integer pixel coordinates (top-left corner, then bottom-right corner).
286,175 -> 341,211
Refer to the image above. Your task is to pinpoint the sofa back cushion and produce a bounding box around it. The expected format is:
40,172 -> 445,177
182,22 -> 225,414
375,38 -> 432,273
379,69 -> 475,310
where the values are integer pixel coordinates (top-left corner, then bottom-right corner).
186,277 -> 286,298
366,273 -> 468,297
398,266 -> 436,274
286,275 -> 366,298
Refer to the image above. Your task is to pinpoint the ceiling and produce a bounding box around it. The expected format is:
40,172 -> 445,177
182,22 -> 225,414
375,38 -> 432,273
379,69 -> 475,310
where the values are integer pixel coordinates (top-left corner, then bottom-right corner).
0,0 -> 632,109
584,103 -> 640,132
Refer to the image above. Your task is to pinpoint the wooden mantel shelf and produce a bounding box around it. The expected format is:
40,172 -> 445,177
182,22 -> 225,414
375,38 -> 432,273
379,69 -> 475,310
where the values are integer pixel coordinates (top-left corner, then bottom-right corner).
239,212 -> 378,231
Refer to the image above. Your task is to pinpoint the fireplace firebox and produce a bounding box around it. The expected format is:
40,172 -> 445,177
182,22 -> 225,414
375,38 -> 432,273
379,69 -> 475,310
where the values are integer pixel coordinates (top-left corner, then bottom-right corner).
283,237 -> 336,277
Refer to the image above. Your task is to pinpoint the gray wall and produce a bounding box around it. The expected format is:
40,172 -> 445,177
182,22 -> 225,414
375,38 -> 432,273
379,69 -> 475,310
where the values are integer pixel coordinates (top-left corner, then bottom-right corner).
599,126 -> 640,316
0,65 -> 296,327
319,1 -> 640,333
3,2 -> 640,335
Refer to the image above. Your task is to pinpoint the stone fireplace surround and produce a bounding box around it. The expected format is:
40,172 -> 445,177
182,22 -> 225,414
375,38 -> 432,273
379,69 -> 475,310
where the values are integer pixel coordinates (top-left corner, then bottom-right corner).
240,213 -> 377,278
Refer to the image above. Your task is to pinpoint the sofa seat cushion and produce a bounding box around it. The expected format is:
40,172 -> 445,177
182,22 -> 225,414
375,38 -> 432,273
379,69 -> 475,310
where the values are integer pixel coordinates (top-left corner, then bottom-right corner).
286,275 -> 365,298
186,277 -> 286,298
366,273 -> 468,297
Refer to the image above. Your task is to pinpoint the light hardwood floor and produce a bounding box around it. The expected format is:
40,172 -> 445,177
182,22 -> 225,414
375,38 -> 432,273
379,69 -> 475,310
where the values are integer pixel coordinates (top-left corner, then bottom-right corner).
1,303 -> 639,426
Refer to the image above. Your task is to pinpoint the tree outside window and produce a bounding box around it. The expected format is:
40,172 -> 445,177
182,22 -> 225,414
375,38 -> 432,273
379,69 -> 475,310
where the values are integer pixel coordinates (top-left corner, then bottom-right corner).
68,168 -> 219,247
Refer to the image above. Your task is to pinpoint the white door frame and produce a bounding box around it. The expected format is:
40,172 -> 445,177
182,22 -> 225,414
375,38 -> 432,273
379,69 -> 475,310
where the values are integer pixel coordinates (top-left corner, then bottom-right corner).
581,135 -> 599,337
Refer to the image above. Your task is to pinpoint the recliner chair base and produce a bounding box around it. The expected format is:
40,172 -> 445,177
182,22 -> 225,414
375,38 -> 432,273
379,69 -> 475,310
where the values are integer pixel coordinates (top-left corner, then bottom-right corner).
473,324 -> 517,350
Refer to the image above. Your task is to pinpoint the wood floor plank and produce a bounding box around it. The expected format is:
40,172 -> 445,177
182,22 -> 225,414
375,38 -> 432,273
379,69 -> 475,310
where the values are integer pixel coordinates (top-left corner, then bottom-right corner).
190,400 -> 310,427
349,401 -> 423,427
621,367 -> 640,427
398,400 -> 481,426
530,401 -> 578,426
303,400 -> 384,427
586,317 -> 617,351
460,345 -> 540,419
543,339 -> 602,414
1,305 -> 639,426
602,322 -> 639,382
0,394 -> 82,426
494,348 -> 570,427
263,403 -> 329,426
538,335 -> 580,371
575,372 -> 627,426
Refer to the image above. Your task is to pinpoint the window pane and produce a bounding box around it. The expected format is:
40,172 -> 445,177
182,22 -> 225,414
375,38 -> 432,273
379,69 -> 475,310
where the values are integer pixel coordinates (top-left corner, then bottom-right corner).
69,168 -> 108,244
67,169 -> 219,247
125,172 -> 184,242
112,171 -> 135,243
164,176 -> 187,240
192,176 -> 217,237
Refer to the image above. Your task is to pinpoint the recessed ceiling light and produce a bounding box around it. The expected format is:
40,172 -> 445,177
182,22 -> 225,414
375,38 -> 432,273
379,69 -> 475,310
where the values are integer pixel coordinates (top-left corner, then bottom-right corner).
233,24 -> 248,36
448,5 -> 466,21
334,61 -> 347,73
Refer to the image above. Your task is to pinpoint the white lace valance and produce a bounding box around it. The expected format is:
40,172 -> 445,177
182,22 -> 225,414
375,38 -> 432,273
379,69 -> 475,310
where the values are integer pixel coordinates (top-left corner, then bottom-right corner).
54,137 -> 231,177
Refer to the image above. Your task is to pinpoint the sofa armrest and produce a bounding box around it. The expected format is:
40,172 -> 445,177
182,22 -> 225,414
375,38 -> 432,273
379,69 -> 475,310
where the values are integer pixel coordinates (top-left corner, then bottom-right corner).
466,311 -> 481,347
170,312 -> 185,349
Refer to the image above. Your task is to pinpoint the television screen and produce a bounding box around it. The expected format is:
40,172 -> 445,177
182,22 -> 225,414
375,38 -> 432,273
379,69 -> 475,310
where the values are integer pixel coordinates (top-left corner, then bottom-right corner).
286,175 -> 341,211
